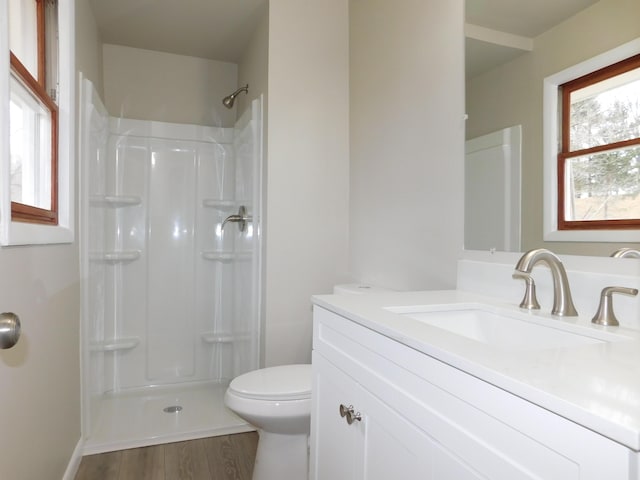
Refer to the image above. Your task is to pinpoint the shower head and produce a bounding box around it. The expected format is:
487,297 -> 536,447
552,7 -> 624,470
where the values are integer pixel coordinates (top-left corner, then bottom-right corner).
222,84 -> 249,109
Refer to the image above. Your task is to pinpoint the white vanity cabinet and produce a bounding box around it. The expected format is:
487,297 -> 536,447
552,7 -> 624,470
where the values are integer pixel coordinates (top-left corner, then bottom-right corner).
310,306 -> 639,480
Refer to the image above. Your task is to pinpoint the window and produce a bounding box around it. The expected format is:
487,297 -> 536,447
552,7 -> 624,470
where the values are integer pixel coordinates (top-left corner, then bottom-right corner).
542,38 -> 640,243
1,0 -> 72,245
558,53 -> 640,231
8,0 -> 58,224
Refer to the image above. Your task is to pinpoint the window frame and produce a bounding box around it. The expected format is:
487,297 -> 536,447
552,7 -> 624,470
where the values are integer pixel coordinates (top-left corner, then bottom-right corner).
10,52 -> 59,224
543,38 -> 640,243
557,53 -> 640,231
9,0 -> 59,225
0,0 -> 74,245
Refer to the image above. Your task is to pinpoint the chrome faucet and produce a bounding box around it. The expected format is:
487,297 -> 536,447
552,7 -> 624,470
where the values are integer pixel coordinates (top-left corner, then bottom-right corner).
610,248 -> 640,259
221,205 -> 252,232
514,249 -> 578,316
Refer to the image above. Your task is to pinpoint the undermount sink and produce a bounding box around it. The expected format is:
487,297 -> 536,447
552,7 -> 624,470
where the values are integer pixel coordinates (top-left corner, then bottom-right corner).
385,305 -> 627,351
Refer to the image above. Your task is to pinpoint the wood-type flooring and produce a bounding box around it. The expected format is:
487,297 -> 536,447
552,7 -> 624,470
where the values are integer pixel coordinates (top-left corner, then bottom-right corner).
74,432 -> 258,480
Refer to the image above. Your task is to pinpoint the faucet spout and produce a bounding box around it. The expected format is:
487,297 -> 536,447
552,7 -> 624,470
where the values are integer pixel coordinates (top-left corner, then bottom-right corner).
514,249 -> 578,316
610,248 -> 640,259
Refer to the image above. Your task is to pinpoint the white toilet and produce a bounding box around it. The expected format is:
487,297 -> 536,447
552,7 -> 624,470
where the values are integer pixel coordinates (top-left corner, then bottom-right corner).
224,364 -> 312,480
224,284 -> 391,480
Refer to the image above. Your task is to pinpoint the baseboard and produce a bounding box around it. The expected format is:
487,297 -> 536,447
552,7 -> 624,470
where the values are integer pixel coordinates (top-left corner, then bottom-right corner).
62,438 -> 84,480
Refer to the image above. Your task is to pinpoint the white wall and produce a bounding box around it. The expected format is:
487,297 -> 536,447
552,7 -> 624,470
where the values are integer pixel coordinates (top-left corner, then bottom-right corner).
76,0 -> 103,97
102,44 -> 238,127
349,0 -> 466,290
466,0 -> 640,256
264,0 -> 351,366
237,6 -> 268,117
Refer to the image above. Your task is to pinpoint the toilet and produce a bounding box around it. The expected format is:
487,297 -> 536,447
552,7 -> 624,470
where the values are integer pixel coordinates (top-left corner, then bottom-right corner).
224,284 -> 391,480
224,364 -> 312,480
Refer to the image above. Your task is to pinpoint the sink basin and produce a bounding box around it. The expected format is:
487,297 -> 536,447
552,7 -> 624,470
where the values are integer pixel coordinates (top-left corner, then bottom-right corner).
387,306 -> 615,351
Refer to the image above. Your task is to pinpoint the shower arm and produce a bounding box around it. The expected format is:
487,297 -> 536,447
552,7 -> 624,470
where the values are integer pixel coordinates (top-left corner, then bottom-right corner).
222,206 -> 252,232
222,85 -> 249,109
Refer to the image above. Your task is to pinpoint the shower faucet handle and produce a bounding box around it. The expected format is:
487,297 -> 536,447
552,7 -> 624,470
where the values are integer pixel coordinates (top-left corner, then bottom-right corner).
221,205 -> 252,233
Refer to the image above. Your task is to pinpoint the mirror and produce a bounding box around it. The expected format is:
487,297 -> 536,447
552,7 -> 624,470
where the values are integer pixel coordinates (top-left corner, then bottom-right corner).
465,125 -> 521,252
464,0 -> 640,255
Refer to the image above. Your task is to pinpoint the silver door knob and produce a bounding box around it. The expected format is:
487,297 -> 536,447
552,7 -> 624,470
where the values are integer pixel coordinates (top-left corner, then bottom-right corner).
0,312 -> 21,349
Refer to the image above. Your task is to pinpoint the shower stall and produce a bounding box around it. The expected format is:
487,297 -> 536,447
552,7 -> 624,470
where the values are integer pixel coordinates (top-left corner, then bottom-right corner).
79,78 -> 263,454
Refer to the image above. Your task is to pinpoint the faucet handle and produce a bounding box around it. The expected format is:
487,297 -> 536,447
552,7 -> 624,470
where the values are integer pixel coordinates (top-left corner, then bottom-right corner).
591,286 -> 639,327
512,272 -> 541,310
221,205 -> 252,233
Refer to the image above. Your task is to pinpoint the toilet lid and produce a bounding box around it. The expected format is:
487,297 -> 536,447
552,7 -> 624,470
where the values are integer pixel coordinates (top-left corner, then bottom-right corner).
228,364 -> 312,401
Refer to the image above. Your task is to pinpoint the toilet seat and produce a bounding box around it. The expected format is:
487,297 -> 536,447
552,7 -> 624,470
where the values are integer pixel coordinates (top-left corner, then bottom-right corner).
228,364 -> 311,401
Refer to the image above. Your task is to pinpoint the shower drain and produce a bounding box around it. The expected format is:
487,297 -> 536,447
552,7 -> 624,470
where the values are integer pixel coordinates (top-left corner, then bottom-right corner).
163,405 -> 183,413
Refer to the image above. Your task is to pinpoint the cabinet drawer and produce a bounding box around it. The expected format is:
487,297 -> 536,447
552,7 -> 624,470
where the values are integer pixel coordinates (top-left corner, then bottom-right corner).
313,306 -> 635,480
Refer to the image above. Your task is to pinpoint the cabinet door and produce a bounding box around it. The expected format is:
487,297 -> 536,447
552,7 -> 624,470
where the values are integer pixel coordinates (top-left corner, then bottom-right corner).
360,373 -> 486,480
312,352 -> 486,480
311,352 -> 364,480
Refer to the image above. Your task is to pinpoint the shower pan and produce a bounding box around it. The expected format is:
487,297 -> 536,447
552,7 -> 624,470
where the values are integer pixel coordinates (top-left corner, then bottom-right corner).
79,78 -> 263,454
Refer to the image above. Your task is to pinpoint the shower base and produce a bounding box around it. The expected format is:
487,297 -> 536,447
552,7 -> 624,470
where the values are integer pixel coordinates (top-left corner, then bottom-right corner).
83,381 -> 254,455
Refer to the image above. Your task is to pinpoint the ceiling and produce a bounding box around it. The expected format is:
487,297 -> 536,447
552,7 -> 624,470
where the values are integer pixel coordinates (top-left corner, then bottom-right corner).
465,0 -> 601,78
89,0 -> 267,63
89,0 -> 601,72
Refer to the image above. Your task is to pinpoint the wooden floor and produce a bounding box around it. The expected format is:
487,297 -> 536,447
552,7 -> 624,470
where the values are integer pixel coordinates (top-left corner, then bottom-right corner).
75,432 -> 258,480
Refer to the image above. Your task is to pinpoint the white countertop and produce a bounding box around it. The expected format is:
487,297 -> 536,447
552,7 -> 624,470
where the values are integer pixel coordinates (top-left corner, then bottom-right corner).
312,290 -> 640,451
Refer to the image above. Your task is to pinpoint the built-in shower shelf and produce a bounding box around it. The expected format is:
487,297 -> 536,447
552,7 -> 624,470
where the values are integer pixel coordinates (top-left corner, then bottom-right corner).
202,199 -> 236,210
90,250 -> 142,264
201,332 -> 251,344
201,251 -> 252,262
90,337 -> 140,352
89,195 -> 142,208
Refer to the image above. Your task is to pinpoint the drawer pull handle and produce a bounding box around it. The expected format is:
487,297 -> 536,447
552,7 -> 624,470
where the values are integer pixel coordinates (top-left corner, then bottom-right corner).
339,404 -> 353,418
339,404 -> 362,425
346,409 -> 362,424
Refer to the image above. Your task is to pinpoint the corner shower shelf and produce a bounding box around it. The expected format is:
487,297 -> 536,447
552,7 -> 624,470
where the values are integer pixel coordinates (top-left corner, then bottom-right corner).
201,332 -> 251,344
90,337 -> 140,352
202,199 -> 236,210
89,195 -> 142,208
201,251 -> 252,262
90,250 -> 141,264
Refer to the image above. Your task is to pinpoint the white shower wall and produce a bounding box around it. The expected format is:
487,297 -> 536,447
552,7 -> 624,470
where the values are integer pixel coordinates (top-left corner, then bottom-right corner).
82,79 -> 262,401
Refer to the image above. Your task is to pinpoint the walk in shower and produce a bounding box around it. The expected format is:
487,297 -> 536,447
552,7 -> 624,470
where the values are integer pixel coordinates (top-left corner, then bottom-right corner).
79,78 -> 263,454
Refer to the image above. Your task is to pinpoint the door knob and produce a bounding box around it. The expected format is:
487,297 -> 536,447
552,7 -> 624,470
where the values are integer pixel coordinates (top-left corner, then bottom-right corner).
0,312 -> 21,349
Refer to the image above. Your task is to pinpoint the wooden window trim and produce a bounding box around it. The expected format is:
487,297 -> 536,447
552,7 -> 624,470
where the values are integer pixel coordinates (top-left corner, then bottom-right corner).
36,0 -> 46,87
558,53 -> 640,231
9,0 -> 58,225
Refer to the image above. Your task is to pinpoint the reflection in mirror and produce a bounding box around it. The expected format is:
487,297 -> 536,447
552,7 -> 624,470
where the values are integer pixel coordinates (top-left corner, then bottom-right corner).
465,125 -> 521,252
465,0 -> 640,256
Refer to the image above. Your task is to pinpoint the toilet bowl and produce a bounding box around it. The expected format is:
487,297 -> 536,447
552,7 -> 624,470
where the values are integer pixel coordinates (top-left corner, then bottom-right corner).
224,364 -> 312,480
224,284 -> 391,480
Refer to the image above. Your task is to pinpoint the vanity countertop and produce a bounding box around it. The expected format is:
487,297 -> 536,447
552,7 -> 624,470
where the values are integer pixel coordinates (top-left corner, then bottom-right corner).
312,290 -> 640,451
